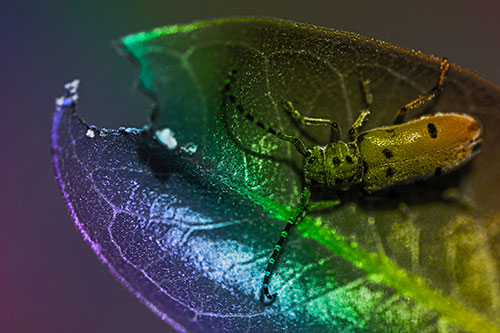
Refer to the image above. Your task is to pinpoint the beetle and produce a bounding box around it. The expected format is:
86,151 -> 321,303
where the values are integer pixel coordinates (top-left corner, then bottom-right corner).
222,58 -> 483,304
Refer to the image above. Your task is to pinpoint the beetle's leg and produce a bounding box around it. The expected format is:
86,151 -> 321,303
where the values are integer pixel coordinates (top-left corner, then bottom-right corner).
283,100 -> 341,142
349,79 -> 372,139
260,188 -> 312,305
393,58 -> 450,124
224,71 -> 309,157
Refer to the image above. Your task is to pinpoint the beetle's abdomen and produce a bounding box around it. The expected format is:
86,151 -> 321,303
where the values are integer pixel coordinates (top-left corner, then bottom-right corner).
357,113 -> 482,193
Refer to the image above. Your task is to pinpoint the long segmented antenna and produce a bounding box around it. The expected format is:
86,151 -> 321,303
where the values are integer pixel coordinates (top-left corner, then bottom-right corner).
260,188 -> 311,304
223,70 -> 309,157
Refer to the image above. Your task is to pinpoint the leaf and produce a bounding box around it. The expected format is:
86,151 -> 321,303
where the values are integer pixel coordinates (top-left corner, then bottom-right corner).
53,18 -> 500,331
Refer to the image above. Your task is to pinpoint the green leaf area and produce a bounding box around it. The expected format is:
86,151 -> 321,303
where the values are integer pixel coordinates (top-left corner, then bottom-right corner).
121,17 -> 500,331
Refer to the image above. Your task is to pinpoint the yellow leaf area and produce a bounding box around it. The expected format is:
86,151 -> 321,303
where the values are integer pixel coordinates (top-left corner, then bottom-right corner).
296,211 -> 500,332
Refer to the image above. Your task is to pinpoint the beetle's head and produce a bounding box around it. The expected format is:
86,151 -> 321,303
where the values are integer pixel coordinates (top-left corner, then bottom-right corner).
304,146 -> 327,186
304,142 -> 362,191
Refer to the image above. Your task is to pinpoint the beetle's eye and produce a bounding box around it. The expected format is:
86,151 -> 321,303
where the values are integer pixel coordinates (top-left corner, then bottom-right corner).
345,155 -> 353,163
332,157 -> 341,166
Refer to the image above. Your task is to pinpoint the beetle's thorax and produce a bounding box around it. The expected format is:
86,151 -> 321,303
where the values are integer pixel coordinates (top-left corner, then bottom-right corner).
304,141 -> 363,190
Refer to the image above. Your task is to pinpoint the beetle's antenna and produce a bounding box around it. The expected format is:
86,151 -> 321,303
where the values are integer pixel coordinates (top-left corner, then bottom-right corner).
260,188 -> 311,304
223,70 -> 309,157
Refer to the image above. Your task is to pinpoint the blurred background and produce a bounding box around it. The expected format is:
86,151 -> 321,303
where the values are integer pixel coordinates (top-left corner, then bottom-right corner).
2,1 -> 499,332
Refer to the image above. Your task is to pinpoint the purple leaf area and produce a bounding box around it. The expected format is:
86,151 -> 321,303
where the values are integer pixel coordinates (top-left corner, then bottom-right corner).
52,104 -> 263,331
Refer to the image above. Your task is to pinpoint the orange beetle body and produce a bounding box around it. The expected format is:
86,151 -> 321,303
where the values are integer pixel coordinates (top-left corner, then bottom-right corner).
357,112 -> 483,192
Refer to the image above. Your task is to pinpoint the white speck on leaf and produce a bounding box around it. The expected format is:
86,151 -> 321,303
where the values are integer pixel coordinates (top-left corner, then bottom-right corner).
155,128 -> 178,149
181,142 -> 198,155
86,129 -> 95,138
55,96 -> 65,107
64,79 -> 80,94
56,79 -> 80,107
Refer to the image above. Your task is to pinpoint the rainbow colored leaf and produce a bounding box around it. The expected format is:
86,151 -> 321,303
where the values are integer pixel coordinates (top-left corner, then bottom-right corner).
53,17 -> 500,331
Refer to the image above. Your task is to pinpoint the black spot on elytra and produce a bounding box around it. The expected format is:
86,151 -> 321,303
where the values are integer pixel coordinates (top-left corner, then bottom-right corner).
427,123 -> 438,139
472,142 -> 482,153
386,167 -> 395,177
345,155 -> 353,163
332,157 -> 341,166
435,166 -> 442,176
382,148 -> 393,159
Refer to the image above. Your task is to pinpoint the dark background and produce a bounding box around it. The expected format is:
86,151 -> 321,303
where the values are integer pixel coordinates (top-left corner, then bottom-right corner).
2,1 -> 499,332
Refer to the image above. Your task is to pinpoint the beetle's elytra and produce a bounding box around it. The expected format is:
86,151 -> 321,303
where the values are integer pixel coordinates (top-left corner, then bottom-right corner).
355,112 -> 482,192
303,112 -> 482,193
224,56 -> 483,304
